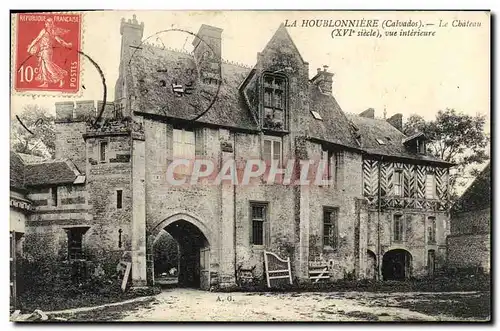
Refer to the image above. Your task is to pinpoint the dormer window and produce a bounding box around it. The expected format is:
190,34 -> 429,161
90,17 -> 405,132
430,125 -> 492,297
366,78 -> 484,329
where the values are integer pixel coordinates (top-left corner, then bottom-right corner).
262,74 -> 287,130
417,139 -> 426,154
403,132 -> 427,155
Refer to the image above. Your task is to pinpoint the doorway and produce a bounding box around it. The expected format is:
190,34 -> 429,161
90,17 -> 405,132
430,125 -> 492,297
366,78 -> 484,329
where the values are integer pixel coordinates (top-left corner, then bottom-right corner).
153,219 -> 210,289
382,249 -> 412,281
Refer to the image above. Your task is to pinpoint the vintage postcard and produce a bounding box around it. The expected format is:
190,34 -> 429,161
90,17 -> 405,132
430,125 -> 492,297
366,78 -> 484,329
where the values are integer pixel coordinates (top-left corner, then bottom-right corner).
9,10 -> 491,322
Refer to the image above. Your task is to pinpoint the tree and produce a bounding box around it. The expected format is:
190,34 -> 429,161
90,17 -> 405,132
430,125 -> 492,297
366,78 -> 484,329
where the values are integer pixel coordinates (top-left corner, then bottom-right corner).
11,105 -> 55,158
403,108 -> 489,199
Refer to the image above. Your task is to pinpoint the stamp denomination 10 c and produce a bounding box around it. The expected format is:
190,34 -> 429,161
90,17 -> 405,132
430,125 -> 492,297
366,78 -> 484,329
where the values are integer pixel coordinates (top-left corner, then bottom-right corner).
14,12 -> 82,94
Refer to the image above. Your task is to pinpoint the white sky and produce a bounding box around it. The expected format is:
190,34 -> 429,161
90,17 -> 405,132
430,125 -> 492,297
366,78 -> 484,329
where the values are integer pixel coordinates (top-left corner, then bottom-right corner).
11,10 -> 490,134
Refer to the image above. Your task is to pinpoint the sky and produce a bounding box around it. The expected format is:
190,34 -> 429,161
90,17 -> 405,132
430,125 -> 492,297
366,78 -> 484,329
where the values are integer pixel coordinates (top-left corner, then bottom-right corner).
11,10 -> 490,131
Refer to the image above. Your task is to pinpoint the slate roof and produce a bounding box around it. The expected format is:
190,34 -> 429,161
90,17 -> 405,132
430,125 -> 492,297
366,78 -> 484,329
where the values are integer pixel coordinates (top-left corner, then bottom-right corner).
346,114 -> 453,165
452,163 -> 491,214
308,85 -> 360,149
124,28 -> 451,166
127,45 -> 258,130
24,160 -> 78,186
16,153 -> 46,164
10,152 -> 25,190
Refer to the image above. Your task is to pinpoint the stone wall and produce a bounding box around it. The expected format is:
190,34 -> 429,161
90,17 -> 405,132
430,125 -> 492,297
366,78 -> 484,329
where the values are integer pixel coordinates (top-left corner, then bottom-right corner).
447,234 -> 490,272
367,209 -> 449,278
450,208 -> 490,235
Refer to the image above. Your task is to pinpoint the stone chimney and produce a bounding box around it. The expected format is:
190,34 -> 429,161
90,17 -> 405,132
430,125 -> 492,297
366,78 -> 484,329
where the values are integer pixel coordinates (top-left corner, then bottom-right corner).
193,24 -> 223,80
387,113 -> 403,132
359,108 -> 375,119
311,65 -> 334,94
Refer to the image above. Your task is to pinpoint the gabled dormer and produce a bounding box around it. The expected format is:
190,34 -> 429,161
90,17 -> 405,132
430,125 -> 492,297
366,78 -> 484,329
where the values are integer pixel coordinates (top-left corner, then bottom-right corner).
240,23 -> 309,134
403,132 -> 427,155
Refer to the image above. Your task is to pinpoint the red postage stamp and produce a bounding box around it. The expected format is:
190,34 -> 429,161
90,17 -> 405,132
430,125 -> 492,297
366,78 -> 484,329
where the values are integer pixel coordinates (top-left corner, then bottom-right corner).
14,12 -> 82,93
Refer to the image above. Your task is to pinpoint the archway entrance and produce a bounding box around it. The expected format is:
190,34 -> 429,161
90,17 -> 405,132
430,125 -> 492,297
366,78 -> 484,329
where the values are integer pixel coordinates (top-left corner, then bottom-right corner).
153,219 -> 210,289
382,249 -> 412,281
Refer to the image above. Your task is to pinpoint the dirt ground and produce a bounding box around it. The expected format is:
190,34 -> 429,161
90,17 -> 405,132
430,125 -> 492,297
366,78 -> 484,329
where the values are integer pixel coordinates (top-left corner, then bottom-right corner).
97,289 -> 490,322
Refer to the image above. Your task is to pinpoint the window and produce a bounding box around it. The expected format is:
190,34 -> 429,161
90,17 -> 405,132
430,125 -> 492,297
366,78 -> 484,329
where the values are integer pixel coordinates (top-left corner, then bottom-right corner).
323,208 -> 339,249
67,227 -> 88,260
51,186 -> 58,206
417,139 -> 426,154
173,128 -> 196,174
393,214 -> 404,242
311,110 -> 322,120
263,138 -> 282,167
428,217 -> 436,243
425,174 -> 436,199
251,203 -> 268,245
263,74 -> 286,130
99,141 -> 108,162
321,149 -> 339,186
116,190 -> 123,209
173,128 -> 196,158
393,170 -> 403,196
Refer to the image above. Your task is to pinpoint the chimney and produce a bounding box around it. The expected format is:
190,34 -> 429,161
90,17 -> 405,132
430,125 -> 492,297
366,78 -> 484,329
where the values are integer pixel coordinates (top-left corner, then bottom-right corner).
311,65 -> 334,94
359,108 -> 375,119
387,113 -> 403,132
193,24 -> 223,78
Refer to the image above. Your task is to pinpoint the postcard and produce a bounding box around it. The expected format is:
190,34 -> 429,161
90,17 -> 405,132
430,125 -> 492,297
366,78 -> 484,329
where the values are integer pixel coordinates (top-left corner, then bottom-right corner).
9,10 -> 490,322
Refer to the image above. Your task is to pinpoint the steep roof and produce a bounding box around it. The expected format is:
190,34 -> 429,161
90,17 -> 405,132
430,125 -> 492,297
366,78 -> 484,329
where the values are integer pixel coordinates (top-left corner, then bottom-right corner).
127,45 -> 258,130
24,160 -> 79,186
346,114 -> 453,165
452,163 -> 491,214
16,152 -> 46,164
308,85 -> 360,148
10,152 -> 25,190
123,25 -> 451,166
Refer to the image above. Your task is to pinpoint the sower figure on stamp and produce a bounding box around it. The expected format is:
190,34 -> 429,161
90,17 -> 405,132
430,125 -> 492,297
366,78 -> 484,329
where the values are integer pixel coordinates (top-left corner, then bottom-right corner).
27,17 -> 72,88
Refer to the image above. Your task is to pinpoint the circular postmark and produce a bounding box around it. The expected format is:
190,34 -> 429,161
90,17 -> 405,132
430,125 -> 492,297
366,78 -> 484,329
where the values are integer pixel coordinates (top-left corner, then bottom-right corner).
16,46 -> 108,129
14,12 -> 108,129
127,26 -> 222,122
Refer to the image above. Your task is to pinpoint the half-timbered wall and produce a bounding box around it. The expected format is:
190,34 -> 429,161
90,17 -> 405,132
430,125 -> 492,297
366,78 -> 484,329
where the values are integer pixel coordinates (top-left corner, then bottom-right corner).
363,158 -> 450,211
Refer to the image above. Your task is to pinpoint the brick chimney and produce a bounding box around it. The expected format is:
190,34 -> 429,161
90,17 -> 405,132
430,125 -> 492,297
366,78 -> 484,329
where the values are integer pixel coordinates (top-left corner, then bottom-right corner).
311,65 -> 334,94
359,108 -> 375,118
387,113 -> 403,132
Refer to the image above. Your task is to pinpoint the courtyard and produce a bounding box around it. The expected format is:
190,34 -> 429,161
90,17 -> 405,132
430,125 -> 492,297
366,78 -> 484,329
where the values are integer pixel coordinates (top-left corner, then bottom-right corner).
53,288 -> 490,322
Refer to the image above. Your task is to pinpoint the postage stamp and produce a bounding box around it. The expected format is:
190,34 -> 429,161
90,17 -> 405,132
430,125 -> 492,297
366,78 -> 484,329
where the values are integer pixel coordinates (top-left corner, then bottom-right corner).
14,12 -> 82,94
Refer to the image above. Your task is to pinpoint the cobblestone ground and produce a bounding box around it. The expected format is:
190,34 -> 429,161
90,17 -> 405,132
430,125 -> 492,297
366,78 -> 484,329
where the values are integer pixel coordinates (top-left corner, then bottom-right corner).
117,289 -> 490,322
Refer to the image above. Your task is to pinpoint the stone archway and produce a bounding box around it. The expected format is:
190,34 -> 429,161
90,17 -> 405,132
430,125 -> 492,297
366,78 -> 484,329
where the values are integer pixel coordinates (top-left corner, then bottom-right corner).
150,213 -> 212,289
382,249 -> 412,281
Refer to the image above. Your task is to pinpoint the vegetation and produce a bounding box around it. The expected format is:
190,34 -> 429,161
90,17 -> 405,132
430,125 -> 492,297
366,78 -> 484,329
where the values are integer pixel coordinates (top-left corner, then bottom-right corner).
403,108 -> 489,199
11,105 -> 55,158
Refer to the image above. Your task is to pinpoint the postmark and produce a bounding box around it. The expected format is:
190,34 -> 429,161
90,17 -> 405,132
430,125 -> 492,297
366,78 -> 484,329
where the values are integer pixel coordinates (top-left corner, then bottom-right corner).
14,12 -> 82,94
127,24 -> 222,122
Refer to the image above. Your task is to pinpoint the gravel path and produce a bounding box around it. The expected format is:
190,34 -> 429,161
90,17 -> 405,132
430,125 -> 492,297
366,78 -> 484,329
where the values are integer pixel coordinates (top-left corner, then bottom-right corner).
118,289 -> 484,322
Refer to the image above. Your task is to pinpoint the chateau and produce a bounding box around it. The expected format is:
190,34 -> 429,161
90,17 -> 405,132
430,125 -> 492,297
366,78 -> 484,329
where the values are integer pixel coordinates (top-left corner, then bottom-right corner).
11,15 -> 453,290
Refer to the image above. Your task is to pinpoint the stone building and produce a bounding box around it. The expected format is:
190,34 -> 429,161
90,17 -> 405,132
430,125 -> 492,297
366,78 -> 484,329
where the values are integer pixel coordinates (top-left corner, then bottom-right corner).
447,163 -> 491,273
15,15 -> 453,290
